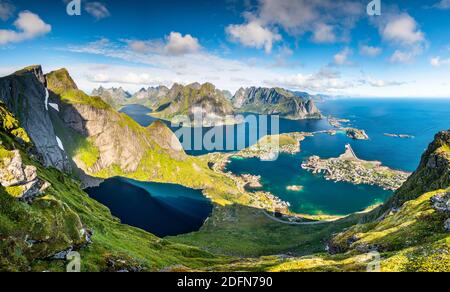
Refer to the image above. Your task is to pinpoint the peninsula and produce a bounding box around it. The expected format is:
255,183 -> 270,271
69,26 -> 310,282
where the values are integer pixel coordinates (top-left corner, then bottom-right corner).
302,144 -> 410,191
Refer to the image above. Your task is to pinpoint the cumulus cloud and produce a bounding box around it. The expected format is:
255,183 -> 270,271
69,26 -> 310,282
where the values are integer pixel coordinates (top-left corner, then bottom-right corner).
226,0 -> 364,51
164,32 -> 201,55
380,13 -> 425,46
126,32 -> 201,56
311,23 -> 336,43
360,45 -> 382,57
0,11 -> 51,45
373,12 -> 426,63
0,1 -> 14,21
226,21 -> 281,53
334,47 -> 352,65
85,2 -> 110,20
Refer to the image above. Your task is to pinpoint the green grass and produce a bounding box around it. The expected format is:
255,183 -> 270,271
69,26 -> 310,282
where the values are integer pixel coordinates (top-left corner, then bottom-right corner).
441,144 -> 450,154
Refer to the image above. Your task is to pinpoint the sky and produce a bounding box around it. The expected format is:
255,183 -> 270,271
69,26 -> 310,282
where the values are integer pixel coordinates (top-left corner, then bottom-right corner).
0,0 -> 450,97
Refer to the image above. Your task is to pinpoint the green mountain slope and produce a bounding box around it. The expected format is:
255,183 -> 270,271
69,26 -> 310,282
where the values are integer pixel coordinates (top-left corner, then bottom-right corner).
0,102 -> 231,271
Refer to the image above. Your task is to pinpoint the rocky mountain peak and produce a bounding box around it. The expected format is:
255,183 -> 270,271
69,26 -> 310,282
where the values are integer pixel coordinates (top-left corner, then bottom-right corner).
387,130 -> 450,208
0,66 -> 71,172
46,68 -> 78,94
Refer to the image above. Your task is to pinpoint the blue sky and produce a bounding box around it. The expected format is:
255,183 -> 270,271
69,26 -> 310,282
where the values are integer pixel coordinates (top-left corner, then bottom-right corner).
1,0 -> 450,97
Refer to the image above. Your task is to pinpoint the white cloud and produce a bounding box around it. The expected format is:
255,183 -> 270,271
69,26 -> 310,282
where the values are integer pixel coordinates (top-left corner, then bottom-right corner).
373,12 -> 426,64
226,0 -> 364,51
361,76 -> 405,87
334,47 -> 352,65
0,1 -> 14,21
311,23 -> 336,43
164,32 -> 201,56
264,68 -> 354,92
226,21 -> 281,53
85,2 -> 110,20
430,56 -> 450,67
390,49 -> 421,64
126,32 -> 201,56
360,45 -> 382,57
0,11 -> 51,45
433,0 -> 450,9
380,13 -> 425,46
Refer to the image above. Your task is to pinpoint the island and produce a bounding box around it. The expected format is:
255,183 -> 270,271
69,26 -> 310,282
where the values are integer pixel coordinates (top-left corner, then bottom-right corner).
328,117 -> 351,128
286,185 -> 304,192
237,132 -> 311,160
344,128 -> 369,140
301,144 -> 410,191
384,133 -> 415,139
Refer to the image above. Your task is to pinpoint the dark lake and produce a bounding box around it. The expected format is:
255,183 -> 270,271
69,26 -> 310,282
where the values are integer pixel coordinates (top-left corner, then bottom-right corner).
85,177 -> 212,237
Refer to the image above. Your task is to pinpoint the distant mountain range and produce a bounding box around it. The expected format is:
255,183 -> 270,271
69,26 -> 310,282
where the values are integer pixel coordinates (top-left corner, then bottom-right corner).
92,83 -> 322,125
232,87 -> 322,120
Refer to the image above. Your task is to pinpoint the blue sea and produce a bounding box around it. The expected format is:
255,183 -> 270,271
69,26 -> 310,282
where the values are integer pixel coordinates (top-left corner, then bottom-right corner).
113,99 -> 450,217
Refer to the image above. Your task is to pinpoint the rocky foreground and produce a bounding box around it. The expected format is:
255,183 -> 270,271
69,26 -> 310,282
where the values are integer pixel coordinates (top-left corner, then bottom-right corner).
302,144 -> 411,191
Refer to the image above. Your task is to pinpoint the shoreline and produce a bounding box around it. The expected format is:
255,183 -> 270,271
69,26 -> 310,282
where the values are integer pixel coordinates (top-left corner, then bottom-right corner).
301,144 -> 411,191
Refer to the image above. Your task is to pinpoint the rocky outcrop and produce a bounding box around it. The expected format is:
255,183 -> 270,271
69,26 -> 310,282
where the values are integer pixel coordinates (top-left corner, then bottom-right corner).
232,87 -> 322,120
0,66 -> 71,172
45,69 -> 186,175
431,191 -> 450,213
0,149 -> 50,202
389,130 -> 450,207
345,128 -> 369,140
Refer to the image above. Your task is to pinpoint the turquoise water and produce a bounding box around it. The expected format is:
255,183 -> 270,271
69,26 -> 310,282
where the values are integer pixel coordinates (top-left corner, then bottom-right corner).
85,177 -> 212,237
120,99 -> 450,216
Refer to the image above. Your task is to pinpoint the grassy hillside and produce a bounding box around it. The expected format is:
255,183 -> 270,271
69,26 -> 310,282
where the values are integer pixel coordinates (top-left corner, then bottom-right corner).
0,102 -> 232,272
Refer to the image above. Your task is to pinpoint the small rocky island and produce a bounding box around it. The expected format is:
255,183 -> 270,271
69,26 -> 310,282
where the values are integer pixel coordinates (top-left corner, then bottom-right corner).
302,144 -> 410,191
344,128 -> 369,140
327,117 -> 369,140
384,133 -> 415,139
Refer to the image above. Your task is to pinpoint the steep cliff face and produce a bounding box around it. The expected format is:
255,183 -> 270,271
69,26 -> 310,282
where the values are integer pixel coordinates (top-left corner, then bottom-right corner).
0,101 -> 223,272
152,82 -> 235,126
0,66 -> 71,172
322,130 -> 450,271
387,130 -> 450,209
232,87 -> 322,119
45,69 -> 186,174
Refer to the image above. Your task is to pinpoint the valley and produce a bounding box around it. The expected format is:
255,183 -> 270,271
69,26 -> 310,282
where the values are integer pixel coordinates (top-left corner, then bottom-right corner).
0,65 -> 449,272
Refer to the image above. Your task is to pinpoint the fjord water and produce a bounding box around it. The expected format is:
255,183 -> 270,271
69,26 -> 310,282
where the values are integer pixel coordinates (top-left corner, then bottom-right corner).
120,99 -> 450,216
85,177 -> 212,237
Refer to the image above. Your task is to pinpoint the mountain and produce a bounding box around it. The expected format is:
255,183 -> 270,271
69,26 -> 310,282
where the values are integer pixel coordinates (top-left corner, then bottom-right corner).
129,86 -> 170,108
152,82 -> 235,126
45,69 -> 189,177
232,87 -> 322,119
0,101 -> 226,272
91,86 -> 131,108
0,66 -> 71,172
0,65 -> 448,272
